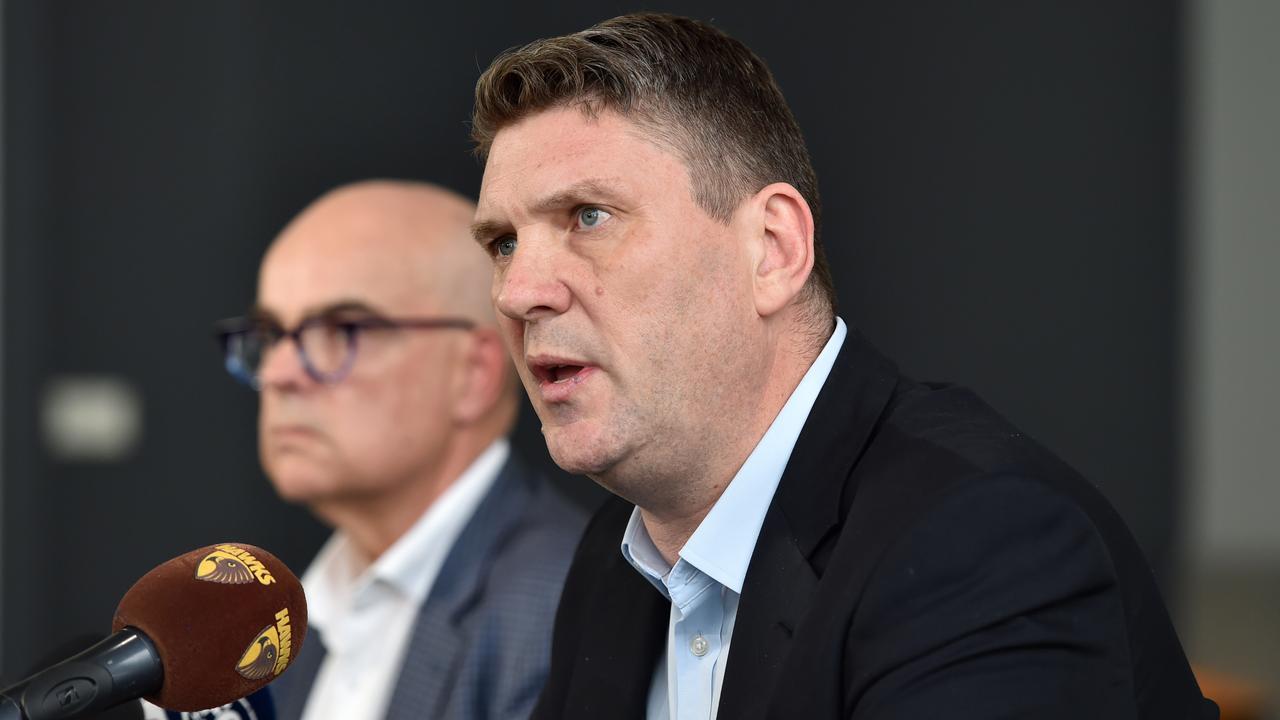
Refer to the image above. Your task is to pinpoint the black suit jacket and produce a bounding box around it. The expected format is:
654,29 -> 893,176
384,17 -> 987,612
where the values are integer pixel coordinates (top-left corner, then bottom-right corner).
534,331 -> 1217,719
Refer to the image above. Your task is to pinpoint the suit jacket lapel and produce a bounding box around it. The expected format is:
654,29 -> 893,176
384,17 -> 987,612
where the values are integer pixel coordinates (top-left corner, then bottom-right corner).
560,499 -> 675,717
384,456 -> 535,720
271,630 -> 326,720
716,511 -> 818,720
717,330 -> 900,719
563,545 -> 669,720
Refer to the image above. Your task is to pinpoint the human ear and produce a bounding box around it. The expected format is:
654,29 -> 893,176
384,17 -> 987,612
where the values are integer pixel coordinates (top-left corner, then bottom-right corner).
750,182 -> 815,318
451,327 -> 508,424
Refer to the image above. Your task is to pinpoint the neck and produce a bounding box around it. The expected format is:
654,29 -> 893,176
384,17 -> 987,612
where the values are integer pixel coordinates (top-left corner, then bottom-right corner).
635,324 -> 827,566
313,430 -> 501,563
638,505 -> 715,567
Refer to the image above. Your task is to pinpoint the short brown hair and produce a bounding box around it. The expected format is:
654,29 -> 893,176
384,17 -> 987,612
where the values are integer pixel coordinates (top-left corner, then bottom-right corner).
472,12 -> 836,323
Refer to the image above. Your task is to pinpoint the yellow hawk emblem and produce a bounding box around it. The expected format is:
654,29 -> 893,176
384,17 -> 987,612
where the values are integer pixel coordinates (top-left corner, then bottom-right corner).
235,624 -> 280,680
195,548 -> 255,585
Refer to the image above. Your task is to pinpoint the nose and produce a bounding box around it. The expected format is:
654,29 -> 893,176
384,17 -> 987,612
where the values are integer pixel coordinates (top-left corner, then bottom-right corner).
256,337 -> 312,391
494,232 -> 572,322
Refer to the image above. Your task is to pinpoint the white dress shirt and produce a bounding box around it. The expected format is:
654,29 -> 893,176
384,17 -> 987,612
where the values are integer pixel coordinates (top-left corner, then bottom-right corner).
620,318 -> 848,720
298,439 -> 510,720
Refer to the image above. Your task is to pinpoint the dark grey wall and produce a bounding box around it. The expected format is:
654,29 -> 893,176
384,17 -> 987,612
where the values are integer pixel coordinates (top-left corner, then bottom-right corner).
2,0 -> 1182,677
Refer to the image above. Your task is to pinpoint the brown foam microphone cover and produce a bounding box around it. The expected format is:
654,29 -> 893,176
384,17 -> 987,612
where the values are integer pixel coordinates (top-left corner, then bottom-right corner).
111,542 -> 308,712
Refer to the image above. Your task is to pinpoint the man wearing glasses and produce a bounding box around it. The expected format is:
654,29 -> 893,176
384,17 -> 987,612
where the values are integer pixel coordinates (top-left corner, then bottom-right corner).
215,180 -> 585,720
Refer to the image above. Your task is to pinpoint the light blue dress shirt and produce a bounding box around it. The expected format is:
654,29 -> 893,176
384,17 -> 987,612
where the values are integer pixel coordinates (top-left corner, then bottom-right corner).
620,318 -> 848,720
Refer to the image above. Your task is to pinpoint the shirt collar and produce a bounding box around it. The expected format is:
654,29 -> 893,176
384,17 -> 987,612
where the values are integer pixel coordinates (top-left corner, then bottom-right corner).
621,318 -> 848,594
374,438 -> 509,598
304,438 -> 510,634
621,509 -> 675,598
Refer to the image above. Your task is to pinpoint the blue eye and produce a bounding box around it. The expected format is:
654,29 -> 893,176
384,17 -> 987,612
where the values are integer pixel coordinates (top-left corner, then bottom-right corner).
577,207 -> 611,229
495,236 -> 517,257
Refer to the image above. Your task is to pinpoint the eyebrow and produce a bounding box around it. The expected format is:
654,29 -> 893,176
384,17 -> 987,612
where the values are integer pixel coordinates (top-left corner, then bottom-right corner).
470,218 -> 510,245
471,177 -> 628,244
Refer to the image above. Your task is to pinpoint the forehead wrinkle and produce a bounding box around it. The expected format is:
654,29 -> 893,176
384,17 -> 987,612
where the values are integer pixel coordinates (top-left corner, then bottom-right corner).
529,178 -> 630,214
476,107 -> 682,219
475,176 -> 630,232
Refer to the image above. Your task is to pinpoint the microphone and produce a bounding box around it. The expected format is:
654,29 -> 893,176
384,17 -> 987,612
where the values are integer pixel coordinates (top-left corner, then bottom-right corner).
0,543 -> 307,719
2,634 -> 148,720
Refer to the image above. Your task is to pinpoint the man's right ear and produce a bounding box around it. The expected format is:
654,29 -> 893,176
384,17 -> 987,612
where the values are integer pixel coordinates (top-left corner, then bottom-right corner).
451,326 -> 510,424
748,182 -> 816,320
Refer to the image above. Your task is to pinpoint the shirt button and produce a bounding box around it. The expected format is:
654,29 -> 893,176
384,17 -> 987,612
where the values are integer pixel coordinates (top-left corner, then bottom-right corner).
690,634 -> 709,657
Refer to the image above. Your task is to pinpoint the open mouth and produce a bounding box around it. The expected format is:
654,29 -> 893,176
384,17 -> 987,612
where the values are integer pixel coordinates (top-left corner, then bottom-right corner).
527,358 -> 596,402
535,363 -> 588,385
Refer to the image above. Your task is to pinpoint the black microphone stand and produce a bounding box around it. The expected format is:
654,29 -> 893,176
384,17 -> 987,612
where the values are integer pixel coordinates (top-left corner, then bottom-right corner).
0,630 -> 161,720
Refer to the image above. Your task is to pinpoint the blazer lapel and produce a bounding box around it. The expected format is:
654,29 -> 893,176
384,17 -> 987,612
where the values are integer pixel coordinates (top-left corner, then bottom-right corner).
716,330 -> 900,719
271,630 -> 326,720
563,546 -> 669,720
716,512 -> 819,720
384,456 -> 535,720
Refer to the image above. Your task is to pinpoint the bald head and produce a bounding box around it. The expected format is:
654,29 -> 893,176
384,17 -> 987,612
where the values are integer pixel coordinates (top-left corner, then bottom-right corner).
254,180 -> 518,545
264,180 -> 494,324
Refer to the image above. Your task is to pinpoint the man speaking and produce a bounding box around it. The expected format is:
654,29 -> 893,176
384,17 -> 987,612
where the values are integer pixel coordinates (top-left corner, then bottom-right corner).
469,13 -> 1216,719
217,180 -> 583,719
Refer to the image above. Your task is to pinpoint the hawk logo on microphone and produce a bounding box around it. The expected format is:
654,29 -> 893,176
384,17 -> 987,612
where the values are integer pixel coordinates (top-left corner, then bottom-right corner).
235,608 -> 294,680
195,544 -> 276,586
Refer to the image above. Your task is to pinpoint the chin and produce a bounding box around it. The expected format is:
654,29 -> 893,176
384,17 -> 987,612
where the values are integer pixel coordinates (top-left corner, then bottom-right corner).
270,479 -> 332,505
543,422 -> 625,479
544,425 -> 663,504
264,460 -> 340,505
546,443 -> 610,478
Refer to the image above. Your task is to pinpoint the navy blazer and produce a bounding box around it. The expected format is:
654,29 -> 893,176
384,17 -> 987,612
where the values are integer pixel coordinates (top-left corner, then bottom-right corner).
273,454 -> 586,720
534,330 -> 1218,719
